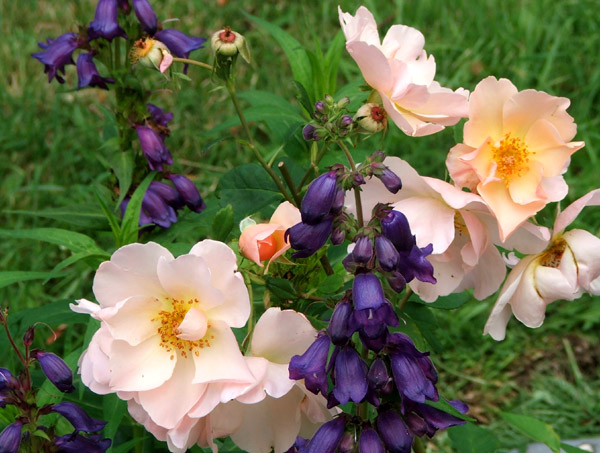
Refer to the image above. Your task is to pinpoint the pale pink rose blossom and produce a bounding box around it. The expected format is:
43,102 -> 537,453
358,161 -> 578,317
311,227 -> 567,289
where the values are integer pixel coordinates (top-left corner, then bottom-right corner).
71,240 -> 256,451
447,76 -> 585,241
238,201 -> 301,270
354,157 -> 549,302
338,6 -> 468,137
485,189 -> 600,340
210,308 -> 334,453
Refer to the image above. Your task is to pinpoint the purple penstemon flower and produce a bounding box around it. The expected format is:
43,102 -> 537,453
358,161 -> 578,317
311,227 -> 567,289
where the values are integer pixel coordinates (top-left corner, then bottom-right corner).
288,334 -> 330,396
285,216 -> 333,258
132,0 -> 158,35
167,174 -> 206,213
76,53 -> 114,90
135,125 -> 173,171
155,29 -> 207,59
32,33 -> 85,83
88,0 -> 128,41
51,402 -> 108,433
301,170 -> 339,224
147,103 -> 173,128
0,422 -> 23,453
142,187 -> 177,228
31,351 -> 74,393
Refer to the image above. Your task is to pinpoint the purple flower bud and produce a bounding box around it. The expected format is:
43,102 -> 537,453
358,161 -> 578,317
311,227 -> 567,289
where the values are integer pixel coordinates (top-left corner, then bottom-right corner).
386,271 -> 407,293
353,172 -> 366,186
76,53 -> 114,90
404,411 -> 433,437
289,334 -> 330,396
376,410 -> 413,453
147,104 -> 173,128
327,300 -> 354,345
120,197 -> 153,226
375,235 -> 400,272
314,101 -> 326,114
380,210 -> 414,252
330,187 -> 346,215
52,402 -> 108,433
367,358 -> 391,390
305,417 -> 346,453
32,33 -> 83,83
390,352 -> 438,403
155,29 -> 206,59
332,347 -> 368,404
168,174 -> 206,213
301,171 -> 338,224
303,124 -> 317,141
352,236 -> 373,265
23,327 -> 35,347
32,351 -> 74,393
88,0 -> 128,41
286,217 -> 333,258
359,427 -> 385,453
132,0 -> 157,34
135,125 -> 173,171
338,433 -> 355,453
359,330 -> 389,353
378,167 -> 402,194
142,189 -> 177,228
285,437 -> 308,453
352,273 -> 385,311
0,422 -> 22,453
0,368 -> 14,392
148,181 -> 183,209
54,433 -> 111,453
339,115 -> 353,128
330,226 -> 346,245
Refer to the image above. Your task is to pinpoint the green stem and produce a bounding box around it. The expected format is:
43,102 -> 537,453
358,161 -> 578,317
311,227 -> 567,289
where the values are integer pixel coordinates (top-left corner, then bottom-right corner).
413,437 -> 427,453
114,38 -> 121,72
398,287 -> 413,311
171,57 -> 213,71
278,161 -> 302,206
241,272 -> 255,351
319,256 -> 334,276
337,140 -> 364,228
298,142 -> 329,190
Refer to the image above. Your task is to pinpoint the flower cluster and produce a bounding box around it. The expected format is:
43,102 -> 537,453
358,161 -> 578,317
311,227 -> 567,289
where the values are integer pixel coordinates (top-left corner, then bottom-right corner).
302,96 -> 354,142
0,313 -> 110,453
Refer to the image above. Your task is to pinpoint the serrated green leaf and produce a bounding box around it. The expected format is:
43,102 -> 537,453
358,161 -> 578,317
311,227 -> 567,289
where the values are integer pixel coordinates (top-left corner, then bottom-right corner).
0,228 -> 104,254
0,271 -> 64,289
211,204 -> 234,242
265,277 -> 296,300
120,172 -> 156,245
501,412 -> 561,452
448,422 -> 499,453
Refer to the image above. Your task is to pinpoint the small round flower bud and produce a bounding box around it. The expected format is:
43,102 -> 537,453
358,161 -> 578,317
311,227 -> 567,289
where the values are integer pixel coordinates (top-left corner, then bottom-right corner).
211,27 -> 250,63
355,103 -> 387,133
130,37 -> 173,73
339,115 -> 353,129
314,101 -> 326,114
23,327 -> 35,347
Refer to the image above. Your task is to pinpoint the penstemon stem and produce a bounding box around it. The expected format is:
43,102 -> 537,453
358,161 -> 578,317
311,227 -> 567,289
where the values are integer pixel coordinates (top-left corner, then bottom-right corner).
298,142 -> 329,190
241,272 -> 255,350
337,140 -> 364,228
413,437 -> 427,453
278,161 -> 302,206
171,57 -> 213,71
398,287 -> 413,311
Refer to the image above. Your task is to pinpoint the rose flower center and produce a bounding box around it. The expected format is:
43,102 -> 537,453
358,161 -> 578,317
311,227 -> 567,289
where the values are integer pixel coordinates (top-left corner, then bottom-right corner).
492,133 -> 533,185
539,237 -> 567,268
152,298 -> 214,360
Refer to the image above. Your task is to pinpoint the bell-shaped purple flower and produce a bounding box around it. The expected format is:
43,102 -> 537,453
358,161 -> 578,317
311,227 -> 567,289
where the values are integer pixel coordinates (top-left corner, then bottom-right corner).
88,0 -> 128,41
132,0 -> 157,34
305,417 -> 346,453
327,300 -> 354,345
54,433 -> 111,453
380,209 -> 414,252
375,235 -> 400,272
76,53 -> 114,90
377,167 -> 402,194
352,273 -> 385,311
148,181 -> 183,209
0,422 -> 22,453
359,427 -> 385,453
352,236 -> 373,265
0,368 -> 13,392
332,347 -> 368,404
32,33 -> 83,83
142,188 -> 177,228
301,171 -> 338,224
386,271 -> 407,293
330,225 -> 346,245
286,217 -> 333,258
351,300 -> 399,340
397,244 -> 436,284
155,29 -> 206,59
376,410 -> 413,453
367,358 -> 391,391
289,334 -> 330,396
120,197 -> 152,226
303,124 -> 317,141
167,174 -> 206,213
410,400 -> 467,432
330,186 -> 346,215
52,402 -> 108,433
32,351 -> 74,393
135,125 -> 173,171
390,352 -> 438,403
147,103 -> 173,128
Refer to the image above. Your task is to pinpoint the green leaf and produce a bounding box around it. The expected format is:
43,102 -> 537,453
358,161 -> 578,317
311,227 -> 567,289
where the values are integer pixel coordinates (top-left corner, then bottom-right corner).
501,412 -> 561,452
243,12 -> 312,94
10,299 -> 85,336
403,302 -> 443,353
217,163 -> 283,221
94,186 -> 122,243
561,443 -> 593,453
120,172 -> 156,245
265,277 -> 297,300
412,292 -> 471,310
448,423 -> 499,453
102,393 -> 128,451
173,71 -> 193,82
0,271 -> 64,289
5,204 -> 107,229
32,429 -> 52,442
112,438 -> 145,453
0,228 -> 105,254
211,204 -> 234,242
44,250 -> 108,283
105,149 -> 134,206
426,400 -> 476,422
319,274 -> 345,295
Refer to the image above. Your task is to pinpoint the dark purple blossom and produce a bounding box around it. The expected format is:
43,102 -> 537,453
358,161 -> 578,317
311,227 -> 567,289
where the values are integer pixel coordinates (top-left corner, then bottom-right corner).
397,244 -> 436,284
289,334 -> 330,396
375,235 -> 400,272
51,402 -> 107,433
302,124 -> 317,141
0,422 -> 22,453
409,400 -> 467,433
327,300 -> 354,345
135,125 -> 173,171
352,236 -> 373,265
359,427 -> 385,453
76,53 -> 114,90
54,433 -> 111,453
32,33 -> 82,83
168,174 -> 206,213
380,209 -> 414,252
301,171 -> 338,224
332,347 -> 368,404
352,273 -> 385,311
376,410 -> 413,453
155,29 -> 206,59
286,217 -> 333,258
88,0 -> 128,41
351,300 -> 398,340
32,351 -> 74,393
376,166 -> 402,194
142,188 -> 177,228
367,358 -> 391,391
304,417 -> 346,453
148,181 -> 183,209
147,104 -> 173,128
132,0 -> 158,34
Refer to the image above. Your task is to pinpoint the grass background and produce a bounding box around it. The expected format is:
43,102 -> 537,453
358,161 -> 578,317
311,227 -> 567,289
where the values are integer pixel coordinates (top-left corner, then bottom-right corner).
1,0 -> 599,451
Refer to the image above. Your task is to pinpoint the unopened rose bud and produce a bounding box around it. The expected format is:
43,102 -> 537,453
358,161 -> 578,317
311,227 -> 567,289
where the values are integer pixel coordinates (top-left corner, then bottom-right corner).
211,26 -> 250,63
355,103 -> 387,133
130,37 -> 173,73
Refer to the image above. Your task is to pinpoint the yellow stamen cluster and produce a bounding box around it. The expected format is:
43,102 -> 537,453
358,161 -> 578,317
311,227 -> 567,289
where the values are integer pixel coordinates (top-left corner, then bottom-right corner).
454,213 -> 469,237
129,37 -> 157,64
152,298 -> 214,360
492,133 -> 534,185
539,237 -> 567,268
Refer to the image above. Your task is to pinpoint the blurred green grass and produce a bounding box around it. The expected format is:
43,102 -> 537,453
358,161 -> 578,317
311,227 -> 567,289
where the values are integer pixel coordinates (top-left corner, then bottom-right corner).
1,0 -> 599,451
